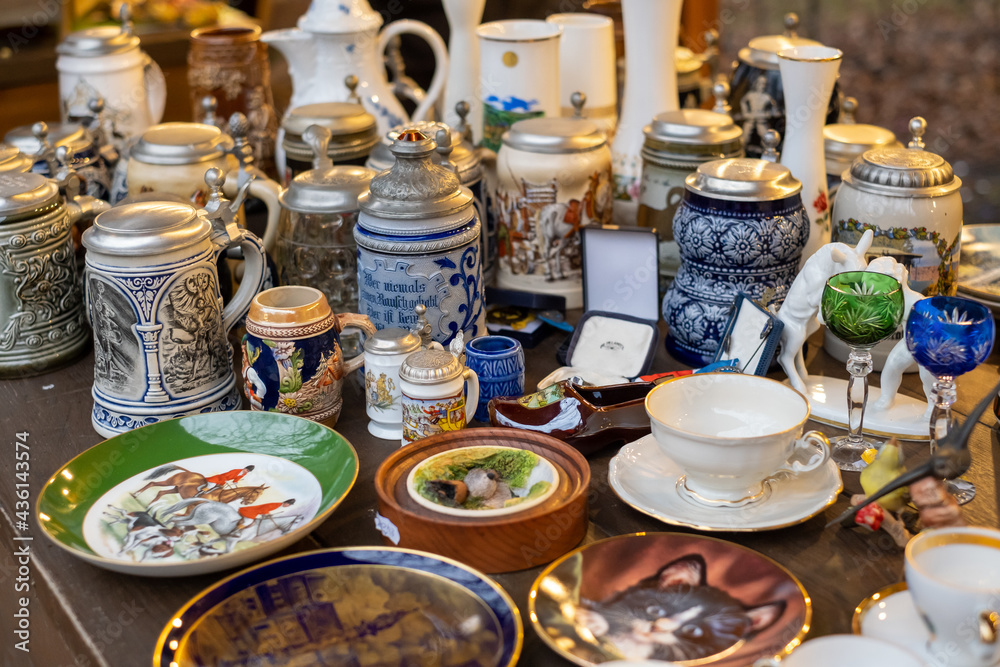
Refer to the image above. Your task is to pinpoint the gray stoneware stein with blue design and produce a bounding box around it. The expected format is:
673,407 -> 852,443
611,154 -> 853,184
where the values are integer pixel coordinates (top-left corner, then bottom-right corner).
464,335 -> 525,422
81,168 -> 266,437
355,128 -> 485,345
662,157 -> 808,366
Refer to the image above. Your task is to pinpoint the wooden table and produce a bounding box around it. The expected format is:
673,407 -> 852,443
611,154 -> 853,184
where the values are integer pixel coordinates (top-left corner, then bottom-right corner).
2,324 -> 999,666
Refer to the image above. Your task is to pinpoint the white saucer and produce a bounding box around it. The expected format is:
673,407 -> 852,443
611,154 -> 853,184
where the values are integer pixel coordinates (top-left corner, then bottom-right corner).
856,586 -> 1000,667
609,435 -> 843,532
763,634 -> 927,667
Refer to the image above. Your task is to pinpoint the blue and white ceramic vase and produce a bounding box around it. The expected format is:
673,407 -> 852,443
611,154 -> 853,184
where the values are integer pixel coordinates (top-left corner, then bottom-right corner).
242,286 -> 376,424
81,169 -> 266,437
662,157 -> 808,366
464,335 -> 525,422
356,128 -> 485,345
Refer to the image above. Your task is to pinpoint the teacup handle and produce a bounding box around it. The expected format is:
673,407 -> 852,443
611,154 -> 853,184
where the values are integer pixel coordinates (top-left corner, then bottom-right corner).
979,611 -> 1000,659
337,313 -> 377,375
775,430 -> 830,475
463,368 -> 480,425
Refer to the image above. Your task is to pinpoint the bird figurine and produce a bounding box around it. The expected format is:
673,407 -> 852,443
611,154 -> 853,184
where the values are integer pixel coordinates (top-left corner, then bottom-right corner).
859,440 -> 908,513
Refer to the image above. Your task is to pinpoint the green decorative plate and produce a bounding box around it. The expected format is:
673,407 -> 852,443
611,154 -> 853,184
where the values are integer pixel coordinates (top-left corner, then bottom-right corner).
37,411 -> 358,577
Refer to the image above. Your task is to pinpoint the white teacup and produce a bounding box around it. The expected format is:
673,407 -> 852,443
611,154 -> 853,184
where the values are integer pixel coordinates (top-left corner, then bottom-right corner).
905,527 -> 1000,667
645,373 -> 829,506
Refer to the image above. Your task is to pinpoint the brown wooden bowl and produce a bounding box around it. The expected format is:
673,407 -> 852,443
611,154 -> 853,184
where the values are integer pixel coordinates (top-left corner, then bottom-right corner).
374,428 -> 590,573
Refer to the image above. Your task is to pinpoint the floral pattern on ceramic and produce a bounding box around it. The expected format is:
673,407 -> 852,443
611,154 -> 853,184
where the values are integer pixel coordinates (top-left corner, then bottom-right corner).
663,192 -> 809,365
464,335 -> 525,423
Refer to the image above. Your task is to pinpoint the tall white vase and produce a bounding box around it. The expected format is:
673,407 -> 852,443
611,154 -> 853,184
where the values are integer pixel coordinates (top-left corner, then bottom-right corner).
611,0 -> 682,225
442,0 -> 486,141
546,13 -> 617,136
778,45 -> 842,266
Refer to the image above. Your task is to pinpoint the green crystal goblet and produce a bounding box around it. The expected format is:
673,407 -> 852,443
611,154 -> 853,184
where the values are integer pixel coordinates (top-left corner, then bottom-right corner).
821,271 -> 905,471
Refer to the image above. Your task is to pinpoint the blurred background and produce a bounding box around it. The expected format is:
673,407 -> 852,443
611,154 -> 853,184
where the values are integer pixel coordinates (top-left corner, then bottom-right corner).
0,0 -> 995,223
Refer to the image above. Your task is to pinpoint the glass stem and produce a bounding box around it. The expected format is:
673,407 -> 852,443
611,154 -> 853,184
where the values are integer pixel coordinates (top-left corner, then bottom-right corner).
845,347 -> 873,446
929,376 -> 957,456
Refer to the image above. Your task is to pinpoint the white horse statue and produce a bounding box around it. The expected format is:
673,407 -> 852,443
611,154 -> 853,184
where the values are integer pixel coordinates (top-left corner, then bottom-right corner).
865,256 -> 935,416
777,230 -> 874,393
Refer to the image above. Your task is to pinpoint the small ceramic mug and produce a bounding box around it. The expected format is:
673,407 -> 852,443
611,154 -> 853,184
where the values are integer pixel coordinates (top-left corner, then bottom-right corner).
645,373 -> 829,506
464,335 -> 525,422
399,348 -> 479,446
242,285 -> 376,424
905,526 -> 1000,667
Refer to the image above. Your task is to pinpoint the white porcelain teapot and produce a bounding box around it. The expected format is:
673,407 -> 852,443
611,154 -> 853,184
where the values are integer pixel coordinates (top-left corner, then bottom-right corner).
262,0 -> 448,134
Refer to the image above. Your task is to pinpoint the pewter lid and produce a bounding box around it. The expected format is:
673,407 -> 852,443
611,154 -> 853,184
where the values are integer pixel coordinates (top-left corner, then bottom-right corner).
685,158 -> 802,202
82,201 -> 210,256
131,123 -> 232,165
0,144 -> 33,173
642,110 -> 743,165
358,129 -> 474,225
0,172 -> 61,219
367,120 -> 482,183
739,13 -> 821,70
280,165 -> 377,213
843,117 -> 960,197
823,123 -> 899,175
4,122 -> 91,157
503,116 -> 605,154
364,327 -> 422,356
58,5 -> 139,57
283,103 -> 377,138
399,348 -> 463,384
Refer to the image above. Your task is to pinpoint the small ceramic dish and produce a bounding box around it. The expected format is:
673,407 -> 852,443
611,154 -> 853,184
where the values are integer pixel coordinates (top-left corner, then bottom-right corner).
406,445 -> 558,517
852,583 -> 958,666
154,547 -> 523,667
37,411 -> 358,577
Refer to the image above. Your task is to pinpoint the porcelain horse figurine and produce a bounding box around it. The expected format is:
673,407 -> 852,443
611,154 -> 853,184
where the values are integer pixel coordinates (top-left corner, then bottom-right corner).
777,230 -> 873,393
865,256 -> 935,416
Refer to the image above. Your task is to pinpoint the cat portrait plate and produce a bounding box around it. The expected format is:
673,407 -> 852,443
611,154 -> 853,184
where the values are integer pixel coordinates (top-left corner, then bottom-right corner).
609,435 -> 842,531
37,411 -> 358,577
529,532 -> 811,666
154,547 -> 523,667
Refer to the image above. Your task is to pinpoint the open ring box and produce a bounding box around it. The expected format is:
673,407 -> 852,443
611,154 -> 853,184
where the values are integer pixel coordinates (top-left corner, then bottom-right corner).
538,226 -> 661,388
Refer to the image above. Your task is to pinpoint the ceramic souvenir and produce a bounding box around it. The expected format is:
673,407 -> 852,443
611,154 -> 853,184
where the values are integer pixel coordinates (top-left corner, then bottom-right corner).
778,44 -> 843,265
5,121 -> 113,200
832,117 -> 963,298
276,126 -> 377,312
823,97 -> 900,200
546,13 -> 617,135
646,373 -> 830,506
56,5 -> 165,139
154,547 -> 522,666
188,25 -> 279,177
610,0 -> 682,225
81,169 -> 266,437
530,533 -> 810,665
728,13 -> 841,159
476,20 -> 562,152
610,434 -> 841,532
38,411 -> 358,577
442,0 -> 486,141
493,97 -> 613,309
637,101 -> 744,277
126,116 -> 282,253
662,155 -> 809,365
0,172 -> 109,378
363,322 -> 424,441
464,335 -> 525,423
355,129 -> 485,344
242,286 -> 376,424
261,0 -> 448,134
279,98 -> 378,183
399,347 -> 479,445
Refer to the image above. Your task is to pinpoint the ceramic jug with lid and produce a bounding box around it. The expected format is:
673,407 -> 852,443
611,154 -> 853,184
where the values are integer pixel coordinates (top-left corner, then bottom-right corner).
56,5 -> 166,140
0,172 -> 109,378
261,0 -> 448,134
81,168 -> 267,437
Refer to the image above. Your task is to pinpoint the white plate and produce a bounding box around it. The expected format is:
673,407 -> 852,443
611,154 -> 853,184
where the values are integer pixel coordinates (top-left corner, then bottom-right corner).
609,435 -> 842,531
856,586 -> 999,667
761,635 -> 927,667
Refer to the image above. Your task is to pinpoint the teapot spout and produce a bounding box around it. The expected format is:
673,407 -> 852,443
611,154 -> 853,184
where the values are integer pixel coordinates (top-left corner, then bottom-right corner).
261,28 -> 316,107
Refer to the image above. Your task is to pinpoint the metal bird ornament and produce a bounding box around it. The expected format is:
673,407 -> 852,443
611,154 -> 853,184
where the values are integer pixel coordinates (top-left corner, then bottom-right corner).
827,376 -> 1000,528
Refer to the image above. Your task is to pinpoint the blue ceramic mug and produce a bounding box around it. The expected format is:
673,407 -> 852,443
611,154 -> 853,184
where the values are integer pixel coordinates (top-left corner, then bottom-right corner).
464,335 -> 525,422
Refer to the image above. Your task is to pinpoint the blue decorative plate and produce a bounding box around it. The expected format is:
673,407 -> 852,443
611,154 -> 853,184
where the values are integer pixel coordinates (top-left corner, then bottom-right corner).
154,547 -> 523,667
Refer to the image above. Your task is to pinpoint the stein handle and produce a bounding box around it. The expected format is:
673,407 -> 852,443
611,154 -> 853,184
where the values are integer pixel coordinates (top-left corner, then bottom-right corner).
775,430 -> 830,476
246,176 -> 282,253
220,230 -> 266,333
463,367 -> 479,425
66,195 -> 111,227
338,313 -> 378,375
377,20 -> 449,122
142,53 -> 167,125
